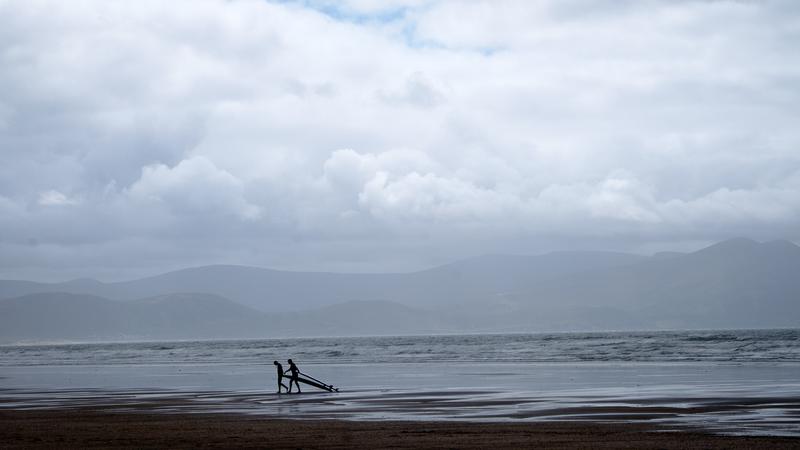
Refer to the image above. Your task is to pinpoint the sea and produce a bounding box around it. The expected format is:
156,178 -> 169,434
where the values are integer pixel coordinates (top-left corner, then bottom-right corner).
1,329 -> 799,436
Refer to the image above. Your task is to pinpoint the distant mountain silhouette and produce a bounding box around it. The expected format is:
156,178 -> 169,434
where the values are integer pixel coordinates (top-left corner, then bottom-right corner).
0,292 -> 266,342
0,292 -> 125,341
0,251 -> 645,311
0,293 -> 440,342
503,238 -> 800,329
267,300 -> 447,337
1,238 -> 798,342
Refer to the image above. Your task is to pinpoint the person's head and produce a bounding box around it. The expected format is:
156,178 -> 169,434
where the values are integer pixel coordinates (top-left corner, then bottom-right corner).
273,361 -> 279,366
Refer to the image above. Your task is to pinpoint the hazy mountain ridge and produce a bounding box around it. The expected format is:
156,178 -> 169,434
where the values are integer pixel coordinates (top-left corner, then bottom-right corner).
507,238 -> 800,327
0,293 -> 264,342
0,250 -> 647,311
1,238 -> 798,342
0,293 -> 439,342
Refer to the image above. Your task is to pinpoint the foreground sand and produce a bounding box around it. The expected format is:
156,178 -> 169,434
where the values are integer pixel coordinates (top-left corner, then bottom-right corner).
1,409 -> 799,449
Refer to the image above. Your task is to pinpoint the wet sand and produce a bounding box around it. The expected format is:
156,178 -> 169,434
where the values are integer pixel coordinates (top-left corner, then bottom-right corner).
3,359 -> 799,444
4,386 -> 799,436
2,408 -> 799,449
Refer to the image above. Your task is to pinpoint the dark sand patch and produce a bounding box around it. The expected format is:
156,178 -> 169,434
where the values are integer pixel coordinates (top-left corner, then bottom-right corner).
1,409 -> 799,449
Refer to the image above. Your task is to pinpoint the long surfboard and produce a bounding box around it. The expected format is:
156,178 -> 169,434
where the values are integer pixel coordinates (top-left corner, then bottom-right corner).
294,375 -> 338,392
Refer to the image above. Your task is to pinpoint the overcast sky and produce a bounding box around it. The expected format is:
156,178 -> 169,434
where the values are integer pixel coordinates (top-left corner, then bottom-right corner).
1,0 -> 799,281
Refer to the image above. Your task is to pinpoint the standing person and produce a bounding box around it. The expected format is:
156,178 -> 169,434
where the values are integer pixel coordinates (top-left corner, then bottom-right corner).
273,361 -> 288,393
285,358 -> 301,394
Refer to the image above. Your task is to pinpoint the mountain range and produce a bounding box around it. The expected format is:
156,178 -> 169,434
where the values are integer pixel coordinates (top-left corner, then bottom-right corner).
1,238 -> 798,342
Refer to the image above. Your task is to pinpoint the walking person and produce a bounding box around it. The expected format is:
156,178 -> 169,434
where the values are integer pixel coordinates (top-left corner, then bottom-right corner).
285,358 -> 301,393
274,361 -> 288,393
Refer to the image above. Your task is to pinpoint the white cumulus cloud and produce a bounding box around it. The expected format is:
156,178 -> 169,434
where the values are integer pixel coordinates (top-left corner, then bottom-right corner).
1,0 -> 799,279
126,157 -> 261,221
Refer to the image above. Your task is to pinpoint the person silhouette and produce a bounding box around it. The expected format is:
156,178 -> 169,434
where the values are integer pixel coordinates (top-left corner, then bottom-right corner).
285,358 -> 301,393
274,361 -> 288,393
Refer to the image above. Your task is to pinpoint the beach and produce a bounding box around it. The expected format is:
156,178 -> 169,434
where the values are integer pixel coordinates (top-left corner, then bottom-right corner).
1,331 -> 799,447
3,408 -> 800,449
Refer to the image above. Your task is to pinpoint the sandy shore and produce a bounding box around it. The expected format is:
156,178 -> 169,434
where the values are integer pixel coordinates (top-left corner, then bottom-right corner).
1,409 -> 799,449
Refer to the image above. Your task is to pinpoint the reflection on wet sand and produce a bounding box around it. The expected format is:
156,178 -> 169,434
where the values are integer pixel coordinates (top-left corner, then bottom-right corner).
2,387 -> 799,436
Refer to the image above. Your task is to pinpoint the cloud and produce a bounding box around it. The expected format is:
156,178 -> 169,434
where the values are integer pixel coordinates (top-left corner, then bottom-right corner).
0,0 -> 799,279
126,156 -> 261,221
359,170 -> 511,223
378,72 -> 446,108
38,190 -> 81,206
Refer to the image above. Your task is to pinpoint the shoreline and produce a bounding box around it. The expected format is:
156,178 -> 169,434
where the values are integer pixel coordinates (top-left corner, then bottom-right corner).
2,408 -> 799,449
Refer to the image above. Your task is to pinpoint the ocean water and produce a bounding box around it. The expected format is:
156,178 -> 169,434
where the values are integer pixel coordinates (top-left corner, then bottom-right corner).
1,329 -> 799,436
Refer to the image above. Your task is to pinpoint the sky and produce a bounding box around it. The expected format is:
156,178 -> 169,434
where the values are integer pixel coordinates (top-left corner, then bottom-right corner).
1,0 -> 799,281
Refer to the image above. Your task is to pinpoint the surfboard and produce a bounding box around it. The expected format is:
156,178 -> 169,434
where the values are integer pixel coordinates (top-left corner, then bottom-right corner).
294,375 -> 338,392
